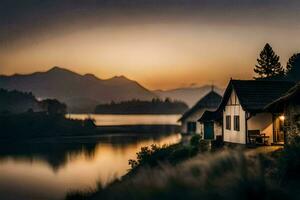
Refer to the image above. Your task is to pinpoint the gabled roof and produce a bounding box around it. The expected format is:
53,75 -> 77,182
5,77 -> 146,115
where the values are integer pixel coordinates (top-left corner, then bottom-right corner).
179,90 -> 222,121
198,110 -> 222,122
265,82 -> 300,112
218,79 -> 295,113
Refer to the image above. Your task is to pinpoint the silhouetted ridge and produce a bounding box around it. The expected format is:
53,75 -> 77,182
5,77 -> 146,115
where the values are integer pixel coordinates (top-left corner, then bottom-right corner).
0,67 -> 157,112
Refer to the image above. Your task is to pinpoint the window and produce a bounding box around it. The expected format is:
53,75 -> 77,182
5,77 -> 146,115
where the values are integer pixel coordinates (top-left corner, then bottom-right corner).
187,122 -> 197,133
225,115 -> 231,130
234,115 -> 240,131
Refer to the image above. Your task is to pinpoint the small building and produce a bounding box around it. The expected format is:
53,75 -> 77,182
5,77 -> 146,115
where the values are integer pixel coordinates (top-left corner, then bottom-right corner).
204,80 -> 294,145
198,110 -> 223,140
178,90 -> 222,136
266,83 -> 300,145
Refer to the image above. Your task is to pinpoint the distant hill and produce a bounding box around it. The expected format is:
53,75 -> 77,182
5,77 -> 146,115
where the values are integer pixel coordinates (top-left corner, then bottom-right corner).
95,98 -> 188,114
0,67 -> 157,113
0,89 -> 42,113
154,86 -> 224,107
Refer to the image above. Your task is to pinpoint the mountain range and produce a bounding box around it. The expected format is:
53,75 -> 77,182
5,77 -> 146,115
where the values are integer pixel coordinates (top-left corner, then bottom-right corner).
0,67 -> 223,112
0,67 -> 156,112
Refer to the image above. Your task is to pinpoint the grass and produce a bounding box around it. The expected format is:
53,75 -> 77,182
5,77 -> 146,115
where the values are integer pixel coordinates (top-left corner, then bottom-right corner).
66,136 -> 300,200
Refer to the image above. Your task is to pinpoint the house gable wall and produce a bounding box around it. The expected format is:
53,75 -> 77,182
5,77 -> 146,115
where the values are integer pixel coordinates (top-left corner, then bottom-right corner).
223,89 -> 246,144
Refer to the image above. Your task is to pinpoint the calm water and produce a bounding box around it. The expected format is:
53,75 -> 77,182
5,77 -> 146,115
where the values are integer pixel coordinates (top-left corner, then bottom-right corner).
0,115 -> 181,200
67,114 -> 181,126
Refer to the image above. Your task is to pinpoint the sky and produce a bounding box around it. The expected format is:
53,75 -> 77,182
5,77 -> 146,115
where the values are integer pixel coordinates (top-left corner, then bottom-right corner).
1,0 -> 300,90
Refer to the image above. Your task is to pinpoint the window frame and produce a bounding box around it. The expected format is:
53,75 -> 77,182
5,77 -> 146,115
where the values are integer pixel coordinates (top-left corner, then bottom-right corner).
225,115 -> 231,130
187,121 -> 197,133
234,115 -> 240,131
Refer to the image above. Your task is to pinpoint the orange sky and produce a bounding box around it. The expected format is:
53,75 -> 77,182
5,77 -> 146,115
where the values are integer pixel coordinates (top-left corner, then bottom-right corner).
1,1 -> 300,90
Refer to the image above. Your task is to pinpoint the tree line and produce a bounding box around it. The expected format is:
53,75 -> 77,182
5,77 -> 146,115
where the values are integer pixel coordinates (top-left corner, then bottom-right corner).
94,98 -> 189,114
0,88 -> 67,115
254,43 -> 300,82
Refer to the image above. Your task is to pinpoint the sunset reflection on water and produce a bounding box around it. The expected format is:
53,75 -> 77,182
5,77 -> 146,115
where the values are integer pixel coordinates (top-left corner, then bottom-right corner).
0,133 -> 181,200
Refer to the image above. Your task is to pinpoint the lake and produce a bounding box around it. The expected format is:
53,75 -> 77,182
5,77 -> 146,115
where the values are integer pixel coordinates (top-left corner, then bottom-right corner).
66,114 -> 181,126
0,115 -> 182,200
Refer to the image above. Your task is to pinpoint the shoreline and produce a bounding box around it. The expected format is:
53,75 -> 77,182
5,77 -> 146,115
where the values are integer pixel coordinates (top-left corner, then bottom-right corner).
0,124 -> 181,143
96,124 -> 180,133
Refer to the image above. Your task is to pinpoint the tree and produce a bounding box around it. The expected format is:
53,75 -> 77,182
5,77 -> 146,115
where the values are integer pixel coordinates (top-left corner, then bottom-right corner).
41,99 -> 67,116
254,43 -> 284,79
286,53 -> 300,82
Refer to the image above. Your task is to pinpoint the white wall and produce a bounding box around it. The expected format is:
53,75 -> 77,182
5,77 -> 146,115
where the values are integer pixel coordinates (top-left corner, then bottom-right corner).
223,89 -> 247,144
214,123 -> 223,138
247,113 -> 274,144
181,108 -> 215,135
199,122 -> 222,140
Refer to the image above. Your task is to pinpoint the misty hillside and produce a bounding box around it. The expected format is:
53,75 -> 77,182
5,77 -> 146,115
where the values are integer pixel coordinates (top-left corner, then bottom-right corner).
154,86 -> 224,107
0,67 -> 157,113
0,89 -> 42,114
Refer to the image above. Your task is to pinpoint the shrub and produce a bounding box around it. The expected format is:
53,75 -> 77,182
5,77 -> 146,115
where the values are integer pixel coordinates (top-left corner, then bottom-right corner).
278,136 -> 300,180
128,143 -> 199,173
199,139 -> 210,152
190,134 -> 201,147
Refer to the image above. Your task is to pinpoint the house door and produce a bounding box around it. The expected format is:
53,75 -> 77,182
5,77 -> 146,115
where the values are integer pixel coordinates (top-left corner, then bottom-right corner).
274,116 -> 285,143
187,122 -> 197,133
204,122 -> 214,140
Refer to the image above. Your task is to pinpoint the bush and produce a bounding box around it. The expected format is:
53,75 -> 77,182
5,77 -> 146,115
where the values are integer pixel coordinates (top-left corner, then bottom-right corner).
199,140 -> 210,152
278,136 -> 300,180
190,134 -> 201,147
128,143 -> 199,174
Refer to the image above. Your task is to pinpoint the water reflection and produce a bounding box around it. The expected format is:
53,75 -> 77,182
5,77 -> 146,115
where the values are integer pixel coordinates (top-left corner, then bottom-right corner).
0,133 -> 181,200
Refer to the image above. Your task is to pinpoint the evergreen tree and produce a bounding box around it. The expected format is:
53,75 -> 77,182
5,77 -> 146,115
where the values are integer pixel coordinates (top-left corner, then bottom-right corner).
254,43 -> 284,79
286,53 -> 300,82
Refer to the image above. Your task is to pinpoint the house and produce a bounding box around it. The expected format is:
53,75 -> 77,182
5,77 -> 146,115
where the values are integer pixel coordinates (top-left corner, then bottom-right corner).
178,89 -> 222,136
198,109 -> 223,140
266,83 -> 300,145
201,80 -> 295,145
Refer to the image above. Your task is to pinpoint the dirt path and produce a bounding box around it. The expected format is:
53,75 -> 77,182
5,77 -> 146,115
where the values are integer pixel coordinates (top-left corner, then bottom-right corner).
245,145 -> 283,156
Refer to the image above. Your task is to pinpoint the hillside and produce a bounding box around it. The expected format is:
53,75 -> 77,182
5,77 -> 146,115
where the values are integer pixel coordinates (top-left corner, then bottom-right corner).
0,89 -> 42,113
154,85 -> 224,107
0,67 -> 157,113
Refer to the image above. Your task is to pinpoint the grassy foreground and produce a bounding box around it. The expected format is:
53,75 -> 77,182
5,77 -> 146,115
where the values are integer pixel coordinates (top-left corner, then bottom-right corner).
66,136 -> 300,200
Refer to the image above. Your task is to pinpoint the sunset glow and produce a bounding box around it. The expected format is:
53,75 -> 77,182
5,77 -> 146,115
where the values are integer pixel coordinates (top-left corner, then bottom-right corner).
1,1 -> 300,89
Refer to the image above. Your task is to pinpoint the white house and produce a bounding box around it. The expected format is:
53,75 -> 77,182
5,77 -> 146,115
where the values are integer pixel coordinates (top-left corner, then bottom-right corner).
204,80 -> 294,145
179,90 -> 222,137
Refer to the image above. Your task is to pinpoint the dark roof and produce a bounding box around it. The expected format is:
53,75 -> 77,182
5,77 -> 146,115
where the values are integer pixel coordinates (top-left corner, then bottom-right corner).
198,110 -> 222,122
218,79 -> 295,113
265,83 -> 300,111
179,90 -> 222,121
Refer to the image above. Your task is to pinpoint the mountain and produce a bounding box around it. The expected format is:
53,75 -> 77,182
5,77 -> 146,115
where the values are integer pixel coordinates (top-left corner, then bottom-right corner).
0,67 -> 157,113
154,85 -> 224,107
